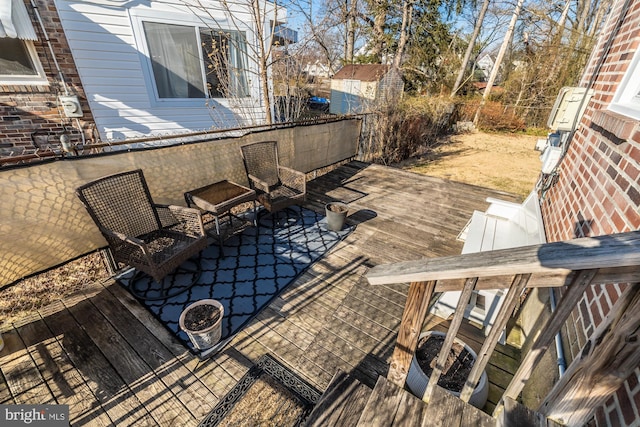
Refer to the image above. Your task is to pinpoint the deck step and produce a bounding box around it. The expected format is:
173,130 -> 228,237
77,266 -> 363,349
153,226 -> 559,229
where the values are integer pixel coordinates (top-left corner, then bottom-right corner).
357,376 -> 496,427
497,397 -> 564,427
305,370 -> 372,427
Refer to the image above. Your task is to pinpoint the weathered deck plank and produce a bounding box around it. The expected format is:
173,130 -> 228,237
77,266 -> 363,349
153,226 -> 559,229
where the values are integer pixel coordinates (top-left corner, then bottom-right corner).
305,370 -> 372,427
1,161 -> 523,425
15,313 -> 113,426
89,289 -> 217,419
0,326 -> 56,405
357,376 -> 403,426
44,301 -> 156,425
421,385 -> 465,426
0,362 -> 14,404
103,280 -> 248,399
65,298 -> 196,426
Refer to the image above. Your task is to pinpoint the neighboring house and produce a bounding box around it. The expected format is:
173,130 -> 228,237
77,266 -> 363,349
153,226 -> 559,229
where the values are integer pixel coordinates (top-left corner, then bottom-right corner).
530,0 -> 640,424
303,61 -> 332,79
1,0 -> 286,148
475,53 -> 494,81
329,64 -> 403,115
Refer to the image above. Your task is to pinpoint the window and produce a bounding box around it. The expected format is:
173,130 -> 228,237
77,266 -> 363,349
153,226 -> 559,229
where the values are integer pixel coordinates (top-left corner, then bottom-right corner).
141,21 -> 249,100
0,0 -> 47,85
610,48 -> 640,120
0,38 -> 47,85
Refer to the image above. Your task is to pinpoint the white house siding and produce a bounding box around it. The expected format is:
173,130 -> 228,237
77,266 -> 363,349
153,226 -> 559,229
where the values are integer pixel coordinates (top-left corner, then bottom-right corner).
54,0 -> 270,140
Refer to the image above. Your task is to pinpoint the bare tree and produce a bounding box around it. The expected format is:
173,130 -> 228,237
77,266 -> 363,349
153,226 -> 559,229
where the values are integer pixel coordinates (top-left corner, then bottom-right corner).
450,0 -> 491,96
473,0 -> 525,125
393,0 -> 416,69
185,0 -> 287,125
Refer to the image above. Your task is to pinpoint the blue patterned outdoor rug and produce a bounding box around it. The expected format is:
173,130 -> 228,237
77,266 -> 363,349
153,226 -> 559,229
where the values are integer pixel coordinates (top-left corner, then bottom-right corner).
198,354 -> 321,426
118,206 -> 353,358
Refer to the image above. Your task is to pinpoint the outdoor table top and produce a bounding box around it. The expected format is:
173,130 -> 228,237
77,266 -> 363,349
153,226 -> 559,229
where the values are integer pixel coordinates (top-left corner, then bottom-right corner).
184,180 -> 256,215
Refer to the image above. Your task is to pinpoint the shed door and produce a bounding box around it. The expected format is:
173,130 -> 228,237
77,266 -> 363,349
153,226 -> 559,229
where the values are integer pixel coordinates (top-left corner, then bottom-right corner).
342,79 -> 361,113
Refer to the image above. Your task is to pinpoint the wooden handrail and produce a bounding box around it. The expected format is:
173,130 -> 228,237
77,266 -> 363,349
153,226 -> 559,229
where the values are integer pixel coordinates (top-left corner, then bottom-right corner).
369,230 -> 640,424
366,231 -> 640,288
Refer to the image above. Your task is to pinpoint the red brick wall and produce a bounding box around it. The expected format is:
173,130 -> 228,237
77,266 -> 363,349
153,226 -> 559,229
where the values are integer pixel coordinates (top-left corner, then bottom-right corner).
540,0 -> 640,424
0,0 -> 96,157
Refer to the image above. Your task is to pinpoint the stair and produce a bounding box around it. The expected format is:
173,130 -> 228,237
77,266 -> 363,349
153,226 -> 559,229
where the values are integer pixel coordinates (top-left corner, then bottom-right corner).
305,370 -> 372,426
306,371 -> 495,427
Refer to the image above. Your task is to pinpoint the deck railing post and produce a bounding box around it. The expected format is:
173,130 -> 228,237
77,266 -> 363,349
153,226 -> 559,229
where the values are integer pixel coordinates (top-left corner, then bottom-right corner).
387,280 -> 436,388
460,274 -> 531,403
423,277 -> 478,402
497,269 -> 599,415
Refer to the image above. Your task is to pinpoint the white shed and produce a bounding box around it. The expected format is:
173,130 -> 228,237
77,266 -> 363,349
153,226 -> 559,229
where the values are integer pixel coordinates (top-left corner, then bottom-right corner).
329,64 -> 403,115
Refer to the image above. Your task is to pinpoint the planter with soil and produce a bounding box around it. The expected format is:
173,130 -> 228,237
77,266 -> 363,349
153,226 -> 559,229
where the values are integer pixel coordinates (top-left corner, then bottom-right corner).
179,299 -> 224,350
325,202 -> 348,232
406,331 -> 489,409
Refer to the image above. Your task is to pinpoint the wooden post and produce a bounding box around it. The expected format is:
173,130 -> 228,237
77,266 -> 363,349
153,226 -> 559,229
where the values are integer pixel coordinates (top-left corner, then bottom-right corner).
460,274 -> 531,402
423,277 -> 478,402
500,269 -> 598,407
539,282 -> 640,426
387,281 -> 436,388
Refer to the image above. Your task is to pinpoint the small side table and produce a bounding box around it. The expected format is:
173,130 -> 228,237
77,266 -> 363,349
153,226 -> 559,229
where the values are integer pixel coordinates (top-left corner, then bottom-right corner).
184,180 -> 257,252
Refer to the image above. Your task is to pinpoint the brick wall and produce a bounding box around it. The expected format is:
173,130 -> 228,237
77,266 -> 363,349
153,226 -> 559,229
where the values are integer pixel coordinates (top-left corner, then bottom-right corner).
540,0 -> 640,424
0,0 -> 96,157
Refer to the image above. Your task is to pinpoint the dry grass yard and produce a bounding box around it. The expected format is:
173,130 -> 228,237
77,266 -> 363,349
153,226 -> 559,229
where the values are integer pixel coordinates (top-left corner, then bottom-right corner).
400,132 -> 542,198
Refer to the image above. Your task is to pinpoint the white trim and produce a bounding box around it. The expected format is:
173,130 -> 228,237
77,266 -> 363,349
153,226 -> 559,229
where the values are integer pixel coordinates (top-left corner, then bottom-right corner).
609,47 -> 640,120
0,39 -> 48,85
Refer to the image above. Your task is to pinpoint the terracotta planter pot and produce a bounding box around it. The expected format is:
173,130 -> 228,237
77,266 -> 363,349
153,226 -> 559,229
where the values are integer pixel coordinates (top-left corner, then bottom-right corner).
179,299 -> 224,350
406,331 -> 489,409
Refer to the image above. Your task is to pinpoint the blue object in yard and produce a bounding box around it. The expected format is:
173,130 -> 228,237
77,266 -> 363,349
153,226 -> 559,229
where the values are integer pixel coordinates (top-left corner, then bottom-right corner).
309,96 -> 329,104
308,96 -> 329,111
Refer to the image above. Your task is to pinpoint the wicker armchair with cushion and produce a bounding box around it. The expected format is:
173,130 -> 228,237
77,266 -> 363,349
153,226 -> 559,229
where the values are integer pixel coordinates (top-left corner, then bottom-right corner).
240,141 -> 306,220
76,169 -> 208,301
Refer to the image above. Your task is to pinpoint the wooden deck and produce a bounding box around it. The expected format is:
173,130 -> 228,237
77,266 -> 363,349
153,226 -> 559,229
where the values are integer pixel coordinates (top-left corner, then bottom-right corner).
0,161 -> 522,426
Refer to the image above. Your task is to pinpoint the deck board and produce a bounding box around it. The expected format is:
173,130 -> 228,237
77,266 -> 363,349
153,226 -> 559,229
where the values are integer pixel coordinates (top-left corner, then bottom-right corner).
1,326 -> 56,405
44,301 -> 156,425
0,161 -> 523,425
16,314 -> 113,426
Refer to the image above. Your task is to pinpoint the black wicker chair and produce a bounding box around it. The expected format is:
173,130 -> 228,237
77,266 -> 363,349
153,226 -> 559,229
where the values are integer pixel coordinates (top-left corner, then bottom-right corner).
240,141 -> 306,222
76,169 -> 208,300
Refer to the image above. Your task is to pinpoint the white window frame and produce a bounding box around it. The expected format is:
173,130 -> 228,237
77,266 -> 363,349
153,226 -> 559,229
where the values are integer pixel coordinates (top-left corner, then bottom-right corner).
0,39 -> 48,86
609,47 -> 640,120
129,7 -> 253,108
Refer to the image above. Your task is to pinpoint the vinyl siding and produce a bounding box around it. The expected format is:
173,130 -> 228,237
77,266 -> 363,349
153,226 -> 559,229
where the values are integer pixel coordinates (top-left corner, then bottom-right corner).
54,0 -> 267,140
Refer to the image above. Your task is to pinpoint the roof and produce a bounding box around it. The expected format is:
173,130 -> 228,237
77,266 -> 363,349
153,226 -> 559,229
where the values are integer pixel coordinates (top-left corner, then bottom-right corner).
332,64 -> 391,82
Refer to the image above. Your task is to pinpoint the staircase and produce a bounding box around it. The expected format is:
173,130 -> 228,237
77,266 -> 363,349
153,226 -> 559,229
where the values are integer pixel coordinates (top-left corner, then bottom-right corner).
306,371 -> 562,427
305,371 -> 493,427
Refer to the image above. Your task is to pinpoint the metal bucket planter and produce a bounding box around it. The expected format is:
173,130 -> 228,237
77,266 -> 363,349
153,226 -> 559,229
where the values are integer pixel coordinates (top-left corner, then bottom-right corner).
406,331 -> 489,409
179,299 -> 224,350
325,202 -> 348,232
